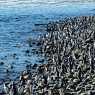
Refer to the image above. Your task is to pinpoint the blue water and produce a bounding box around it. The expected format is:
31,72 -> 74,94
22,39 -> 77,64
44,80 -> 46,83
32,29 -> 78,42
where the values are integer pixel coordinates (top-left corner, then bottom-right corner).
0,1 -> 95,92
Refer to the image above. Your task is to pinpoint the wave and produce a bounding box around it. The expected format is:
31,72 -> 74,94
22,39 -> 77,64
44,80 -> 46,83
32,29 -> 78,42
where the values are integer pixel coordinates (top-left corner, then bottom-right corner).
0,0 -> 95,6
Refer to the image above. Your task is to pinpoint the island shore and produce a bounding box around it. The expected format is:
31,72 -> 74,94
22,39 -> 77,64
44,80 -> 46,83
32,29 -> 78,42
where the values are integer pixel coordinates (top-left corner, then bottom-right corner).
3,16 -> 95,95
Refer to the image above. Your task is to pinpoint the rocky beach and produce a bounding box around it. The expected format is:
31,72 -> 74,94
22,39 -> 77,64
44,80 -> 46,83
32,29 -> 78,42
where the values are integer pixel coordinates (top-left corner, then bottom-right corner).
0,0 -> 95,95
3,16 -> 95,95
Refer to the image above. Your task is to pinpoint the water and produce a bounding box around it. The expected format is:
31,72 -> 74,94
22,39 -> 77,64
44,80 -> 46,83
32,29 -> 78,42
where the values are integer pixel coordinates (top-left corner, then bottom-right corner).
0,0 -> 95,92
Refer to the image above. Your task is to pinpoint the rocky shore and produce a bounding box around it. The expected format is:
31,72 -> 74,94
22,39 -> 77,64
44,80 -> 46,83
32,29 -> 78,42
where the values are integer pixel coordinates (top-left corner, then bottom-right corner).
3,16 -> 95,95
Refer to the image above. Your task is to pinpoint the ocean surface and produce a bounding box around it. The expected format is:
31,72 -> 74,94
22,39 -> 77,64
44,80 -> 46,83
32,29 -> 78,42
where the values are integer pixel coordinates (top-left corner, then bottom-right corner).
0,0 -> 95,92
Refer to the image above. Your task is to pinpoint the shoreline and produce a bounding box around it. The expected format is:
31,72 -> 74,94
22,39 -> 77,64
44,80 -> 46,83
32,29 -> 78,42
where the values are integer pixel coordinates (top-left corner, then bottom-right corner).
3,16 -> 95,95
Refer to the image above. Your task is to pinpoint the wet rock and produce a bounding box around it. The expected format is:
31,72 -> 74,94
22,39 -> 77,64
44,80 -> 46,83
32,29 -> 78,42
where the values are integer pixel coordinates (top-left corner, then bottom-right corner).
36,42 -> 42,46
25,49 -> 30,54
0,61 -> 4,65
13,53 -> 17,58
4,81 -> 18,95
27,37 -> 33,47
38,59 -> 45,63
32,64 -> 38,69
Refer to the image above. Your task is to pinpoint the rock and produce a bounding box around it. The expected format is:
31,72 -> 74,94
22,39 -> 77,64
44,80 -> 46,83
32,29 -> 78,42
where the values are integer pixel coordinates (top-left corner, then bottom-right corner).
90,90 -> 95,95
0,62 -> 4,65
73,79 -> 79,83
25,50 -> 30,54
27,37 -> 32,47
